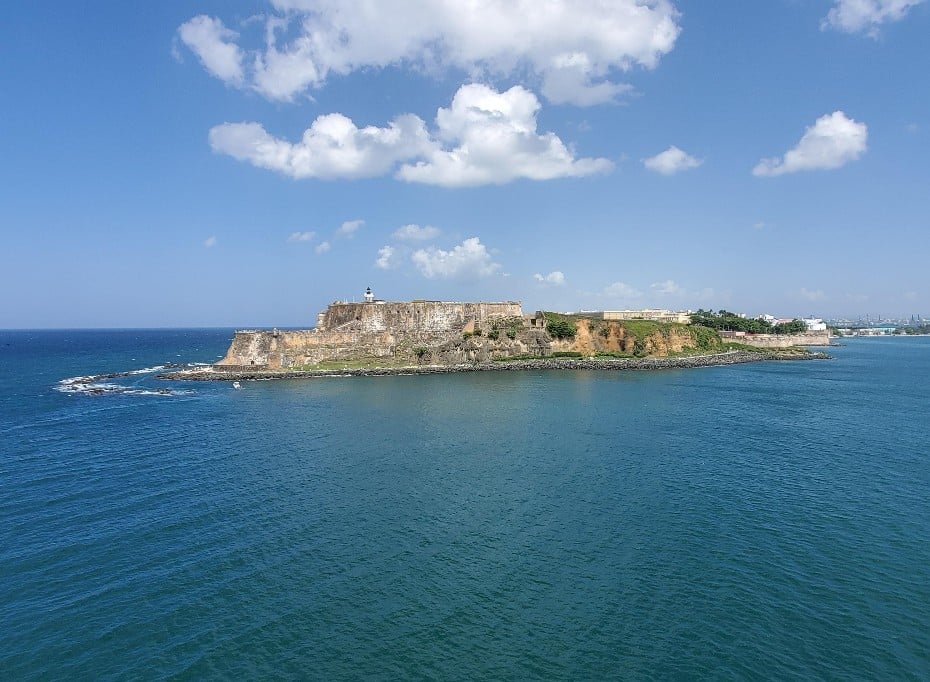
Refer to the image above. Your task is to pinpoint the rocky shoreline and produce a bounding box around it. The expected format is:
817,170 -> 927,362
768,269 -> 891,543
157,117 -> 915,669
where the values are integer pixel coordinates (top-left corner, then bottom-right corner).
158,349 -> 829,382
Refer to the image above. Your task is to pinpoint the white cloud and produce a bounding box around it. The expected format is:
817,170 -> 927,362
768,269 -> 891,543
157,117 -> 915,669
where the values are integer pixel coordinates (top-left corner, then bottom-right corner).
397,84 -> 613,186
822,0 -> 924,35
337,219 -> 364,237
643,145 -> 702,175
288,230 -> 316,242
315,241 -> 331,254
541,52 -> 634,106
753,111 -> 868,177
800,288 -> 826,301
392,224 -> 440,241
209,84 -> 611,186
534,271 -> 566,286
204,235 -> 218,248
180,1 -> 681,106
178,16 -> 245,86
208,114 -> 434,180
650,279 -> 684,296
411,237 -> 500,279
604,282 -> 642,298
375,245 -> 397,270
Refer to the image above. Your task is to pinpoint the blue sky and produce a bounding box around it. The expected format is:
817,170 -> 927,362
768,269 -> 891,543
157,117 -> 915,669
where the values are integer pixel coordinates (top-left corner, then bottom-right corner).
2,0 -> 928,328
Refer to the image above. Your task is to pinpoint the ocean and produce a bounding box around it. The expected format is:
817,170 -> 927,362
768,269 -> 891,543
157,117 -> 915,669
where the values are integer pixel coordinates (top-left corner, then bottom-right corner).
1,330 -> 929,679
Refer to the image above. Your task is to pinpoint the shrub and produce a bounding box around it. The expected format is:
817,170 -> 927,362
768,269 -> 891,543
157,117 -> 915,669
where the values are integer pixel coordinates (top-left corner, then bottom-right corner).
544,313 -> 577,339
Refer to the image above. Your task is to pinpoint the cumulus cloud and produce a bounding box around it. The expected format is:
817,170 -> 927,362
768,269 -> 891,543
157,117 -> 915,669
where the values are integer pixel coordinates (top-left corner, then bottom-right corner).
337,219 -> 364,237
411,237 -> 500,279
534,271 -> 566,286
178,16 -> 245,85
604,282 -> 642,298
398,84 -> 613,186
315,241 -> 331,254
204,235 -> 218,248
650,279 -> 684,295
288,230 -> 315,242
375,245 -> 397,270
209,114 -> 434,180
540,52 -> 635,106
209,84 -> 611,186
822,0 -> 924,35
180,1 -> 681,106
392,224 -> 440,241
753,111 -> 868,177
642,146 -> 702,175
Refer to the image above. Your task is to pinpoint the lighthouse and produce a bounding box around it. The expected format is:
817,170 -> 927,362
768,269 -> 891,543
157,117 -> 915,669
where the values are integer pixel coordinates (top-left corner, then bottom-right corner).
364,287 -> 374,303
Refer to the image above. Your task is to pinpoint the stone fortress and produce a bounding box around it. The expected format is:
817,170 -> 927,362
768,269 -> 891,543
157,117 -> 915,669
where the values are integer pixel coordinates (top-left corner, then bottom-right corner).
214,287 -> 829,371
215,289 -> 547,370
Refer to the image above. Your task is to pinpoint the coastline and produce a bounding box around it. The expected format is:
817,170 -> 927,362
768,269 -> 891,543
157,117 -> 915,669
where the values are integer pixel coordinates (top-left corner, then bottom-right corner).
158,349 -> 829,382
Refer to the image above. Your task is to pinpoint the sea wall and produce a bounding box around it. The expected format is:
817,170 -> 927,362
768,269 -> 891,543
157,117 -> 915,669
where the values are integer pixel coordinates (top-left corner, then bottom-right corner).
724,331 -> 831,348
167,349 -> 831,382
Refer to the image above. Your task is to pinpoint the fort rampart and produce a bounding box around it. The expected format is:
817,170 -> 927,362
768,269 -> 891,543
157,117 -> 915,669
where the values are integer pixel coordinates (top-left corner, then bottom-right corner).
216,300 -> 527,369
722,331 -> 831,348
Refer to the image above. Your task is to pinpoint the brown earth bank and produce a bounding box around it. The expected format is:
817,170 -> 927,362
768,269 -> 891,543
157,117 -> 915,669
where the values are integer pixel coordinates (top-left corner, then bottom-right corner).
159,349 -> 830,382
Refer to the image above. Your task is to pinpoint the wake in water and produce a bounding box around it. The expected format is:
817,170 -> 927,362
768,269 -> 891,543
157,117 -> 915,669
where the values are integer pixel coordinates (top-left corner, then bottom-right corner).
56,365 -> 195,397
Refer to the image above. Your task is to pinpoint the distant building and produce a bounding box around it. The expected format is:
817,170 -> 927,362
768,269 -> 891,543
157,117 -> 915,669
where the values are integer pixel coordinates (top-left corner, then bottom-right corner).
589,309 -> 693,324
802,317 -> 827,331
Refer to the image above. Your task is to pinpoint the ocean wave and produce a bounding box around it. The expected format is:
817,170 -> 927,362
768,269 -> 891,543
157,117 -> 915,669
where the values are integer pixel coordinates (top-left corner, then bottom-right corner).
55,366 -> 194,397
126,365 -> 166,375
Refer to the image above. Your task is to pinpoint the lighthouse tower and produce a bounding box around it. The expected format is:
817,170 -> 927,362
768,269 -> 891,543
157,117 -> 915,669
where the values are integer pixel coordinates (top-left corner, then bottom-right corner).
364,286 -> 374,303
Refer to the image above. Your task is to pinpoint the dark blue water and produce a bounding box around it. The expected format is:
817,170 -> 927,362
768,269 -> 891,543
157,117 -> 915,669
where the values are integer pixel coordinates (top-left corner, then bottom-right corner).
2,331 -> 929,679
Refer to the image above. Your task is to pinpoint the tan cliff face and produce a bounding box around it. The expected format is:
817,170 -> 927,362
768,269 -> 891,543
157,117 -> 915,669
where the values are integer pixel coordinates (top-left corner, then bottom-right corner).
550,319 -> 704,357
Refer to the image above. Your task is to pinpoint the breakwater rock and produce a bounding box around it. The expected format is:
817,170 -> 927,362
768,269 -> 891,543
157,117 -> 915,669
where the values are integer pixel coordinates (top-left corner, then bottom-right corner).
159,349 -> 829,382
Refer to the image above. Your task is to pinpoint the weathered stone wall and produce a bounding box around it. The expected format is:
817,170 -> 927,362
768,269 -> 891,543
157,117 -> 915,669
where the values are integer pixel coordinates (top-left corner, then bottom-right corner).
216,301 -> 527,368
732,331 -> 830,348
318,301 -> 522,333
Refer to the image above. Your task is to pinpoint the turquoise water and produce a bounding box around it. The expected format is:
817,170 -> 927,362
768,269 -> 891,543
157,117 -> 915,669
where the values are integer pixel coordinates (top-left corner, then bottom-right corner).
2,332 -> 929,679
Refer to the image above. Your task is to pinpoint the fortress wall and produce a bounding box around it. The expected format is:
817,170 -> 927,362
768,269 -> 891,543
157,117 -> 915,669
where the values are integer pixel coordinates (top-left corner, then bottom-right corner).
738,331 -> 830,348
217,330 -> 279,367
215,301 -> 525,369
319,301 -> 522,333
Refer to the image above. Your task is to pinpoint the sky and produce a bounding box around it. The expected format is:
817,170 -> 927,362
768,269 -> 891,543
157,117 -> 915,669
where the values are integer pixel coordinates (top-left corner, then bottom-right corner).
1,0 -> 928,328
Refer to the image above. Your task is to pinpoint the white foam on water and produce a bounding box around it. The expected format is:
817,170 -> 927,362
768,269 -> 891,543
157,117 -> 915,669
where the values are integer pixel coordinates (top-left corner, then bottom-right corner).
56,365 -> 194,397
126,366 -> 166,375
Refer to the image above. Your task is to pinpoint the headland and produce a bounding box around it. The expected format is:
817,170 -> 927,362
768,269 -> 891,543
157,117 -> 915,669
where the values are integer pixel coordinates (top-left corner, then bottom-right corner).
158,291 -> 830,381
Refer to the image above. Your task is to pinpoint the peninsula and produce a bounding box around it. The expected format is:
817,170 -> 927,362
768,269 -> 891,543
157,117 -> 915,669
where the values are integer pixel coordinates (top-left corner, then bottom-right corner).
160,289 -> 829,381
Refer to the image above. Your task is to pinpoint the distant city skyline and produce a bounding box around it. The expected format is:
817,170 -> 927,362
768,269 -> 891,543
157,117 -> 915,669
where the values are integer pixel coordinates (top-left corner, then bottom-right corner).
2,1 -> 928,328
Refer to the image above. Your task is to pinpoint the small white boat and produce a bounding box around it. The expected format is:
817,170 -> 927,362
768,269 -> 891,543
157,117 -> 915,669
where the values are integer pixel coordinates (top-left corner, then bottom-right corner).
232,381 -> 242,390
